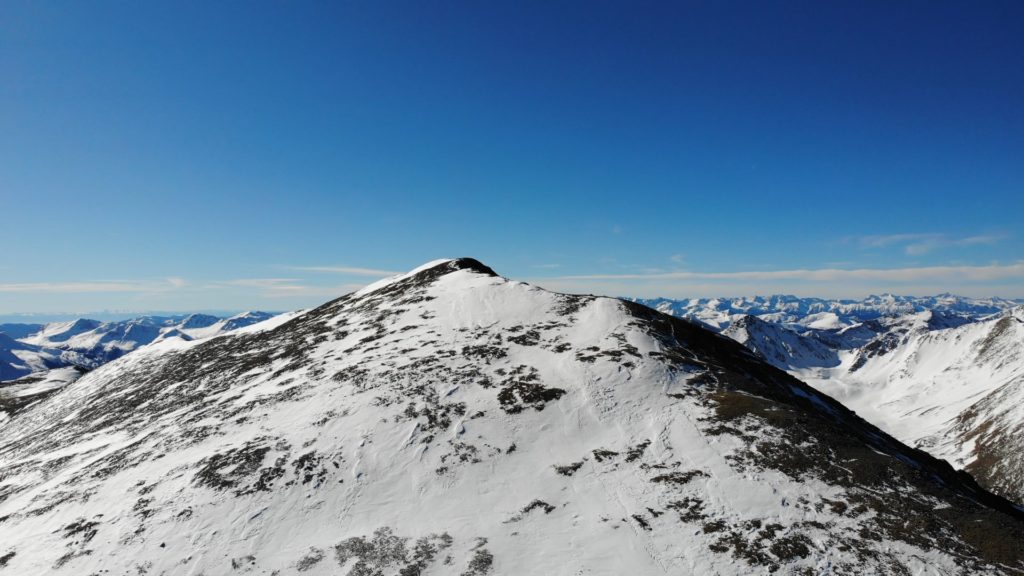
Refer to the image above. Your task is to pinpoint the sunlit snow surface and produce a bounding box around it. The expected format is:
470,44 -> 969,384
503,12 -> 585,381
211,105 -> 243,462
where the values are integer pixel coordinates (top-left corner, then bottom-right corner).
796,307 -> 1024,503
645,293 -> 1024,506
0,312 -> 281,411
0,260 -> 1022,574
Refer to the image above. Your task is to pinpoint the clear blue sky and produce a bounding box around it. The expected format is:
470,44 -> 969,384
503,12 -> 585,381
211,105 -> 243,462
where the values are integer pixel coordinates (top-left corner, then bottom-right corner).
2,1 -> 1022,313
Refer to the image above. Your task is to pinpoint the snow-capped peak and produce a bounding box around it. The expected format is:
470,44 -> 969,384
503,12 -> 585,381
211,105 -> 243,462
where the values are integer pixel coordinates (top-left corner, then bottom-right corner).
1,259 -> 1022,574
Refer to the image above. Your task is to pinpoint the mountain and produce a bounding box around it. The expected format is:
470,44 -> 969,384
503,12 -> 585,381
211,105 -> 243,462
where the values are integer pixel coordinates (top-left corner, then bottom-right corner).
799,306 -> 1024,504
645,295 -> 1024,506
0,333 -> 66,382
0,335 -> 86,425
19,311 -> 277,367
1,312 -> 280,421
0,367 -> 86,425
635,294 -> 1022,331
0,324 -> 44,340
1,259 -> 1022,574
721,315 -> 839,370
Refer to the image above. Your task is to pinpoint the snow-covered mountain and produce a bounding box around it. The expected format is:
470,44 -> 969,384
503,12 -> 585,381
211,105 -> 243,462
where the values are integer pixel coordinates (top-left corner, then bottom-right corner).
0,312 -> 277,379
797,306 -> 1024,505
1,259 -> 1021,575
0,312 -> 279,421
0,323 -> 44,340
18,311 -> 277,366
0,333 -> 66,382
645,295 -> 1024,505
0,367 -> 86,426
721,315 -> 839,370
635,294 -> 1022,331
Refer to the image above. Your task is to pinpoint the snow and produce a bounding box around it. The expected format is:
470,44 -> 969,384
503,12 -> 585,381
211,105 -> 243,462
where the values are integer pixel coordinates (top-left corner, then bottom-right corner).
1,311 -> 282,383
794,312 -> 1024,472
632,293 -> 1021,332
645,295 -> 1024,505
354,259 -> 455,297
0,260 -> 1017,574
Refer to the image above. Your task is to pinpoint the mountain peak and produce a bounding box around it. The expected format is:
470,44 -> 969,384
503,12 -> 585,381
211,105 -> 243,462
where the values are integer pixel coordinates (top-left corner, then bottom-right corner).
2,266 -> 1024,574
352,257 -> 500,298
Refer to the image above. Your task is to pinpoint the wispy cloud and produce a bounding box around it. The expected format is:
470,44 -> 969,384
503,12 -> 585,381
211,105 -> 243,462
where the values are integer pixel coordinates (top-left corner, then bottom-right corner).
533,263 -> 562,269
217,278 -> 302,288
530,261 -> 1024,299
851,232 -> 1007,256
287,265 -> 400,276
0,279 -> 185,294
0,275 -> 367,300
548,262 -> 1024,283
213,278 -> 363,298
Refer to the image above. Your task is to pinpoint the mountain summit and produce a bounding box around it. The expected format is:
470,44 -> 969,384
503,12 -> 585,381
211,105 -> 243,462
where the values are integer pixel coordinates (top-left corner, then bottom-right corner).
0,259 -> 1022,574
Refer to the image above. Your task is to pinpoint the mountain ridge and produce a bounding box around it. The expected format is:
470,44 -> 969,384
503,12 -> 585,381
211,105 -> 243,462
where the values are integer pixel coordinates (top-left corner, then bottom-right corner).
1,258 -> 1022,574
642,294 -> 1024,506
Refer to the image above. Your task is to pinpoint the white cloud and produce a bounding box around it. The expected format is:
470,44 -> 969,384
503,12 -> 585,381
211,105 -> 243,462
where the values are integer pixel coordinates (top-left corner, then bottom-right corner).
852,232 -> 1006,256
214,278 -> 364,298
547,262 -> 1024,283
217,278 -> 301,288
0,282 -> 141,293
287,265 -> 400,276
529,261 -> 1024,299
0,279 -> 186,294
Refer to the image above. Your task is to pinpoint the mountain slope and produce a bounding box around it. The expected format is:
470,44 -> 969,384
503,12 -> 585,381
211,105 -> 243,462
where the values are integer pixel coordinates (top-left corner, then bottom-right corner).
0,259 -> 1022,575
19,311 -> 277,367
721,315 -> 839,370
800,306 -> 1024,504
0,333 -> 65,382
646,295 -> 1024,505
0,324 -> 44,340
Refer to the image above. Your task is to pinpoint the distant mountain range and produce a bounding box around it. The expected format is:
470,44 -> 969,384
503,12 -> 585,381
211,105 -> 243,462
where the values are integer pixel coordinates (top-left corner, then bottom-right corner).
1,312 -> 279,417
0,310 -> 261,324
635,294 -> 1024,505
635,293 -> 1022,331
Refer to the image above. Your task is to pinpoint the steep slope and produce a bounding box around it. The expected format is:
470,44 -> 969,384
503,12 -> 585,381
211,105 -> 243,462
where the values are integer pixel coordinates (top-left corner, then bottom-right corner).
0,259 -> 1022,575
220,311 -> 276,333
23,318 -> 103,344
845,310 -> 974,372
721,315 -> 839,370
648,295 -> 1024,505
800,307 -> 1024,504
0,367 -> 86,424
0,333 -> 66,382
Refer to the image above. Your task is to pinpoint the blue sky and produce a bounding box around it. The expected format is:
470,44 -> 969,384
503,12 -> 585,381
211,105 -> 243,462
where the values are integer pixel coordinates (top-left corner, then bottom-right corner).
2,1 -> 1022,313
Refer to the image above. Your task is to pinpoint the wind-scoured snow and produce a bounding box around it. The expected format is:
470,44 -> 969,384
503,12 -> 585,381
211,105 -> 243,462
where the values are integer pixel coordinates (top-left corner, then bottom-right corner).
0,259 -> 1021,575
